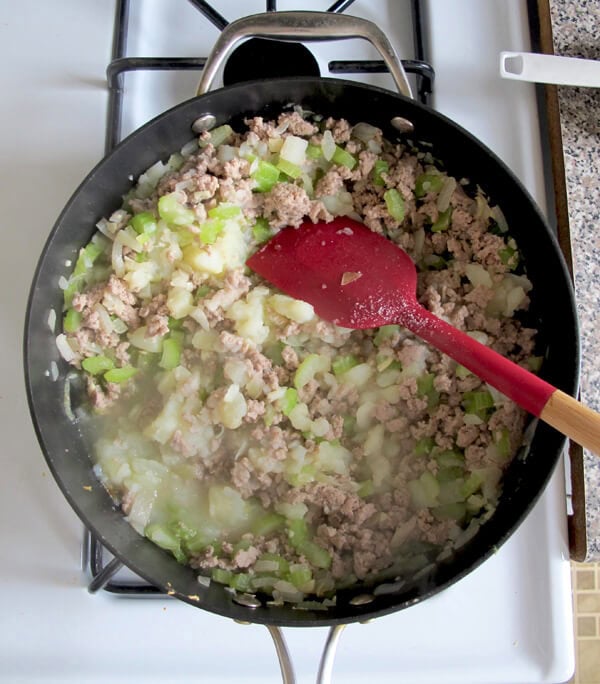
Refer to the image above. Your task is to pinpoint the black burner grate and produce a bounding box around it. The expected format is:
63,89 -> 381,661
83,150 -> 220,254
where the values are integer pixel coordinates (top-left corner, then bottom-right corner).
87,0 -> 434,596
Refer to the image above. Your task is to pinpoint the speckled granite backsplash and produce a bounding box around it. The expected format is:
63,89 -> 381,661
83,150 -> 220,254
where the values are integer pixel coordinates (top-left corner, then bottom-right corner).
549,0 -> 600,560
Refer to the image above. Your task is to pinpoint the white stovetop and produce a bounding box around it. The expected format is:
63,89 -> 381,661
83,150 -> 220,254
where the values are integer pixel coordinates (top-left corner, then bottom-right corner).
0,1 -> 574,682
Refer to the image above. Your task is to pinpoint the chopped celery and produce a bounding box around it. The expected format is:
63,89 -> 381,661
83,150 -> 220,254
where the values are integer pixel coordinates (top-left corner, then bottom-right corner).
145,524 -> 187,564
495,428 -> 511,459
332,145 -> 357,170
435,449 -> 465,468
279,387 -> 298,416
432,502 -> 467,521
288,564 -> 313,590
300,541 -> 332,570
195,285 -> 211,299
73,241 -> 104,277
417,373 -> 440,408
211,567 -> 233,585
332,354 -> 359,377
252,512 -> 285,537
252,217 -> 273,243
455,364 -> 471,379
306,144 -> 322,159
287,518 -> 309,548
415,173 -> 444,198
462,390 -> 495,419
104,365 -> 138,384
343,415 -> 356,434
408,471 -> 440,508
63,309 -> 82,333
414,437 -> 435,457
373,324 -> 400,346
293,353 -> 330,390
158,193 -> 195,226
526,355 -> 543,372
199,218 -> 224,245
130,211 -> 156,235
159,337 -> 182,370
277,158 -> 303,179
372,160 -> 389,186
204,124 -> 233,148
81,355 -> 115,375
208,203 -> 242,220
357,479 -> 374,498
499,245 -> 518,269
431,207 -> 452,232
437,466 -> 465,486
229,573 -> 253,592
423,254 -> 448,270
252,160 -> 280,192
383,189 -> 405,222
438,479 -> 466,505
256,553 -> 289,577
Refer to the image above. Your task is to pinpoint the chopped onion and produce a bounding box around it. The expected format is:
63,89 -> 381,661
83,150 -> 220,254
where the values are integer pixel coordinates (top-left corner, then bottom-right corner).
56,334 -> 77,362
47,308 -> 56,333
436,176 -> 457,212
111,234 -> 125,277
180,138 -> 198,157
217,145 -> 237,163
49,361 -> 59,382
196,575 -> 211,588
352,122 -> 379,142
58,275 -> 69,290
63,374 -> 76,422
321,130 -> 335,161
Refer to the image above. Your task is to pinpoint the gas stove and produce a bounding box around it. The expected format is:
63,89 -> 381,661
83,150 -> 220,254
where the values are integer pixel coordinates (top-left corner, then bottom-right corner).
1,1 -> 574,682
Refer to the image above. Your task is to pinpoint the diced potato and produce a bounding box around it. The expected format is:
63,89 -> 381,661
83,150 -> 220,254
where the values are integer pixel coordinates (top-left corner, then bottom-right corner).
208,485 -> 252,530
315,441 -> 351,476
167,286 -> 194,319
465,263 -> 493,288
364,424 -> 385,458
191,329 -> 219,351
145,394 -> 184,444
275,501 -> 308,520
268,294 -> 315,323
183,243 -> 224,274
215,384 -> 247,429
128,325 -> 164,353
124,261 -> 158,292
356,400 -> 376,431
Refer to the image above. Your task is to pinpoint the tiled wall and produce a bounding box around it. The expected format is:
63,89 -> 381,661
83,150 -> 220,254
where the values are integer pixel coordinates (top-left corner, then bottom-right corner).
570,562 -> 600,683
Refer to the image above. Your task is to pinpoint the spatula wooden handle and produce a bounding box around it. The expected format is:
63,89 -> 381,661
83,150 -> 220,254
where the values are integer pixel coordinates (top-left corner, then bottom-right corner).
540,390 -> 600,454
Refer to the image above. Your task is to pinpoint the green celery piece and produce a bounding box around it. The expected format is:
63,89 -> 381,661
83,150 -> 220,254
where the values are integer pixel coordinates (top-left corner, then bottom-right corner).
208,203 -> 242,220
159,337 -> 182,370
81,355 -> 115,375
332,354 -> 359,377
63,309 -> 82,333
199,218 -> 224,245
526,356 -> 543,372
461,472 -> 484,499
104,365 -> 138,384
342,415 -> 356,434
229,573 -> 253,592
466,494 -> 485,514
499,246 -> 518,269
252,513 -> 285,537
423,254 -> 448,270
195,285 -> 211,299
417,373 -> 440,408
455,364 -> 471,379
280,387 -> 298,416
158,193 -> 195,226
436,466 -> 464,483
408,471 -> 440,509
211,567 -> 233,585
252,217 -> 273,244
288,563 -> 313,589
357,479 -> 374,498
372,160 -> 389,186
257,553 -> 289,577
373,324 -> 400,346
438,479 -> 467,505
208,124 -> 233,147
431,207 -> 452,232
432,502 -> 467,521
384,189 -> 405,221
415,173 -> 444,198
263,341 -> 284,365
332,145 -> 357,170
495,428 -> 511,459
252,161 -> 280,192
130,211 -> 157,235
73,241 -> 104,277
306,144 -> 322,159
300,540 -> 332,570
145,524 -> 187,564
414,437 -> 435,456
277,157 -> 303,179
462,390 -> 494,419
435,449 -> 465,468
287,518 -> 309,548
293,353 -> 328,390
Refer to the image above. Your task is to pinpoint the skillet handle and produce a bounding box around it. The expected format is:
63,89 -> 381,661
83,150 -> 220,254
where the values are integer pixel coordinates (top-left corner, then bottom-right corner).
196,11 -> 413,99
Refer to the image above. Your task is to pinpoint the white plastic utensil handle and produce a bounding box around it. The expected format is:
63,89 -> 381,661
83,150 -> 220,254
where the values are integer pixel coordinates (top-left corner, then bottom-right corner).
500,51 -> 600,87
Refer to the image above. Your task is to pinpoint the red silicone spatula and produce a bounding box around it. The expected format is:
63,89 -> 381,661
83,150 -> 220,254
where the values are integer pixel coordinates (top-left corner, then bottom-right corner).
247,217 -> 600,454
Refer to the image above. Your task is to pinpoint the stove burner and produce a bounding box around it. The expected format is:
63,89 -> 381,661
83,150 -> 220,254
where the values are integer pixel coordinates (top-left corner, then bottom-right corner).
223,37 -> 320,85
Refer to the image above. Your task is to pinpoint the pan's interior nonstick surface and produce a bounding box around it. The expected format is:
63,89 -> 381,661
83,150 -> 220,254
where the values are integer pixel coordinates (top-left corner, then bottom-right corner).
24,77 -> 578,627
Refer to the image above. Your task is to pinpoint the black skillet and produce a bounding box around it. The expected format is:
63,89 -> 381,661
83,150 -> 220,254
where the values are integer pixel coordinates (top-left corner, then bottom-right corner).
24,11 -> 578,682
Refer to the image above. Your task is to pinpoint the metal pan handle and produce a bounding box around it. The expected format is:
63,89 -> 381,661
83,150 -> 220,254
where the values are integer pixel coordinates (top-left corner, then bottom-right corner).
196,11 -> 413,99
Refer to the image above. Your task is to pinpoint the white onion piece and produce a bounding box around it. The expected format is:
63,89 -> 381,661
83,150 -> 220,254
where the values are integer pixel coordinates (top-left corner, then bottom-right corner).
437,176 -> 457,211
50,361 -> 59,382
351,121 -> 379,142
180,138 -> 198,156
111,234 -> 125,277
47,308 -> 56,332
56,334 -> 77,362
321,130 -> 335,161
